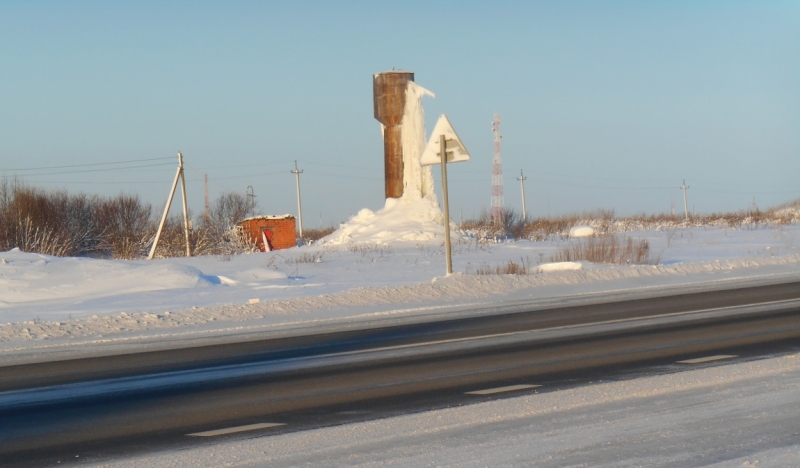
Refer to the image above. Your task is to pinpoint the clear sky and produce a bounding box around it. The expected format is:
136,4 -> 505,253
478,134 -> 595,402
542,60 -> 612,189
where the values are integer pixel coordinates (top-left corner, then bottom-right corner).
1,1 -> 798,226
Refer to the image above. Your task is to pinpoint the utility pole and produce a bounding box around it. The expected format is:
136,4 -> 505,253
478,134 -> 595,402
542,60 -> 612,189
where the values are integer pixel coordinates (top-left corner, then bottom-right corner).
150,152 -> 191,259
246,185 -> 256,216
292,160 -> 304,238
517,169 -> 528,220
204,174 -> 209,222
680,179 -> 690,220
179,152 -> 191,257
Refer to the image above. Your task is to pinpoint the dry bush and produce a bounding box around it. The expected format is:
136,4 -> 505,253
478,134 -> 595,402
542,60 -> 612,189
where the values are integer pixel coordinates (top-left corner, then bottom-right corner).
148,214 -> 260,259
548,235 -> 655,265
461,209 -> 523,240
0,180 -> 98,256
206,192 -> 257,234
518,214 -> 580,240
95,194 -> 155,259
218,225 -> 260,254
148,216 -> 191,259
302,226 -> 336,243
475,257 -> 531,275
285,252 -> 324,264
462,202 -> 800,242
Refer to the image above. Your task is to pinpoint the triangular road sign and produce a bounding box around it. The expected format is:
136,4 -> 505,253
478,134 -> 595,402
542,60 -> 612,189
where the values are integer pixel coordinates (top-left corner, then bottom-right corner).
420,115 -> 471,166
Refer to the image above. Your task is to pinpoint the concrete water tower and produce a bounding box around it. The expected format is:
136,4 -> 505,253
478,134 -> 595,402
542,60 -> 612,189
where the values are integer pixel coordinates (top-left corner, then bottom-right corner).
373,70 -> 414,199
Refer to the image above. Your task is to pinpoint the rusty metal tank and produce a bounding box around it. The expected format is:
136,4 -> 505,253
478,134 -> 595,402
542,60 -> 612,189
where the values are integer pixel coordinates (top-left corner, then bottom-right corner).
373,71 -> 414,199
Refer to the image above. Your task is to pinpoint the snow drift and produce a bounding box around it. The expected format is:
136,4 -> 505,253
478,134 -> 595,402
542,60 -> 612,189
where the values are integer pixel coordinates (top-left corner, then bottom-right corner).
321,196 -> 465,245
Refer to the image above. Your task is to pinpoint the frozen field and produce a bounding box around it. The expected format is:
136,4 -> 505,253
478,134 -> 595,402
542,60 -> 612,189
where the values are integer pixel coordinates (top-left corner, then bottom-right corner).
1,217 -> 799,359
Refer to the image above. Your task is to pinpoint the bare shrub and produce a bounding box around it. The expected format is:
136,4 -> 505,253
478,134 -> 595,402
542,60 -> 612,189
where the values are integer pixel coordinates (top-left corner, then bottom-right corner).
548,235 -> 655,265
146,212 -> 260,259
207,192 -> 257,233
286,252 -> 324,264
0,180 -> 98,256
148,216 -> 190,259
475,257 -> 531,275
95,194 -> 154,259
461,209 -> 513,240
219,225 -> 260,254
302,226 -> 336,243
188,191 -> 261,256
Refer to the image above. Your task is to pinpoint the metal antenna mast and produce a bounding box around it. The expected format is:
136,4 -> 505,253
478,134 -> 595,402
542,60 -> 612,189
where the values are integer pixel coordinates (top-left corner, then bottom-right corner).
517,169 -> 527,220
680,179 -> 690,220
490,114 -> 505,223
292,160 -> 304,238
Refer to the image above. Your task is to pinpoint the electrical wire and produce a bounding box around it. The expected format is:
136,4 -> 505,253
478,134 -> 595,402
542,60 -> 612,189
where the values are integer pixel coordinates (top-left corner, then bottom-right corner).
307,170 -> 384,181
1,162 -> 176,177
0,156 -> 174,172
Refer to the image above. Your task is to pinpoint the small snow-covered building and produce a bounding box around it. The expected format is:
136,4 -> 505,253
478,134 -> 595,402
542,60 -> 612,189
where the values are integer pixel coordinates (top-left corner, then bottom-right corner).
237,215 -> 296,251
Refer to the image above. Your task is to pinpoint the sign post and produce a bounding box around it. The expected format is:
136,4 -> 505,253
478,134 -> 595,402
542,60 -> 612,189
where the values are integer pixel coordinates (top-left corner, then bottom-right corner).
421,115 -> 471,276
439,134 -> 453,274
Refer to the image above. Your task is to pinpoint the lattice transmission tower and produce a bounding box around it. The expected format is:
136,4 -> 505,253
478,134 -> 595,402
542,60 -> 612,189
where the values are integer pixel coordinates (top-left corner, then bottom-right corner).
490,113 -> 505,223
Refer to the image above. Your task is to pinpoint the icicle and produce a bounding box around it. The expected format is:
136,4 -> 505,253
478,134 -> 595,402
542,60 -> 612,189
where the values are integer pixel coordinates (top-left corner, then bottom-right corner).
401,82 -> 435,200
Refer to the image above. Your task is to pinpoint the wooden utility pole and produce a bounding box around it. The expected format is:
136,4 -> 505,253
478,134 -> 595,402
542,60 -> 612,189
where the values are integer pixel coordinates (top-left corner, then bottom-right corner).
149,152 -> 191,259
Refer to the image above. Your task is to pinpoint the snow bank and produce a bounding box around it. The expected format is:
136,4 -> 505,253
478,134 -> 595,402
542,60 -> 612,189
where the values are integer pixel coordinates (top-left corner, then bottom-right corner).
0,248 -> 226,307
536,261 -> 583,273
569,225 -> 595,237
1,224 -> 800,352
321,196 -> 464,245
0,247 -> 288,323
4,254 -> 800,346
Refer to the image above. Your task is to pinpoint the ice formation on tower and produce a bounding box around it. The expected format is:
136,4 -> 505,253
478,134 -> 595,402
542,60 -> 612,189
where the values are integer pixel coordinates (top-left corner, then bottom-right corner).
321,81 -> 464,245
401,82 -> 435,200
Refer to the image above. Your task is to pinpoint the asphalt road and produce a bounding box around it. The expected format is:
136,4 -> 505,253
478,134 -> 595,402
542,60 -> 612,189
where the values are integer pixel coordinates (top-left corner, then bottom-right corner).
3,280 -> 800,467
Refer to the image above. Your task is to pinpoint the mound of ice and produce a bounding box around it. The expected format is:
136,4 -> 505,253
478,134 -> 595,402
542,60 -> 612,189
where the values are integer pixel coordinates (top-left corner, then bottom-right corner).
569,225 -> 595,238
322,195 -> 465,245
217,268 -> 285,285
536,261 -> 584,273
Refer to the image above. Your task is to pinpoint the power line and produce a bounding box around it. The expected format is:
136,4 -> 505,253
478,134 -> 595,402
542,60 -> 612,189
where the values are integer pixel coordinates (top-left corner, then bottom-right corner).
0,156 -> 173,172
1,162 -> 175,177
307,171 -> 384,181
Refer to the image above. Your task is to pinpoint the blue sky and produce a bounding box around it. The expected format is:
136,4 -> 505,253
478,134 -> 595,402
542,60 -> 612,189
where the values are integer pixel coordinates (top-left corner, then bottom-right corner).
1,1 -> 798,225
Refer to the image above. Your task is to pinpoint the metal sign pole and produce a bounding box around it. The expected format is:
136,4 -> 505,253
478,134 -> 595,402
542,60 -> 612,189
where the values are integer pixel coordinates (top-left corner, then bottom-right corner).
440,134 -> 453,275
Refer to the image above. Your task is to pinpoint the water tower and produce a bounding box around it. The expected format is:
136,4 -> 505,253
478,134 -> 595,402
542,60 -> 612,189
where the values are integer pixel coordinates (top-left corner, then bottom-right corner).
373,70 -> 414,199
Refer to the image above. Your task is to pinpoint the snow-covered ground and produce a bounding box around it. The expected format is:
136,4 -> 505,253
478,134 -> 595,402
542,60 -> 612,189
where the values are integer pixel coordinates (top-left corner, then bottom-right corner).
92,352 -> 800,467
1,222 -> 799,361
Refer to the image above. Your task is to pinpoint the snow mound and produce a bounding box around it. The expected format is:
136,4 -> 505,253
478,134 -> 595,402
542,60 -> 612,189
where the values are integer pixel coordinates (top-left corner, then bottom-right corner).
322,196 -> 465,245
0,248 -> 215,306
0,248 -> 286,308
536,261 -> 584,273
569,225 -> 595,238
214,268 -> 285,285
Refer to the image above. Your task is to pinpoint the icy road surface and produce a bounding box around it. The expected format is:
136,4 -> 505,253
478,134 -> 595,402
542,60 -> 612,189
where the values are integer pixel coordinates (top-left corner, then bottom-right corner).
94,352 -> 800,467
